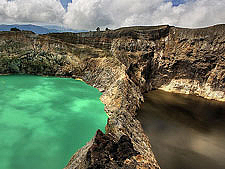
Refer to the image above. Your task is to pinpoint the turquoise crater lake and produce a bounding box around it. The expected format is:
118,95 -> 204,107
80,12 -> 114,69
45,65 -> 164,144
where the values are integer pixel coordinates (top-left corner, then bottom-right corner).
0,75 -> 108,169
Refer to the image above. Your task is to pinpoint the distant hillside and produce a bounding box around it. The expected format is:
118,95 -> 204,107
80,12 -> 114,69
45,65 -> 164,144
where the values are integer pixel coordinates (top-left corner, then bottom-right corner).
0,24 -> 84,34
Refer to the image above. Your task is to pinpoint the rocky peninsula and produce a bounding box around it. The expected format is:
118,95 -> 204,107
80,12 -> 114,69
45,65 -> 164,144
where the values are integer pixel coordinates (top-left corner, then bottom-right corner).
0,24 -> 224,168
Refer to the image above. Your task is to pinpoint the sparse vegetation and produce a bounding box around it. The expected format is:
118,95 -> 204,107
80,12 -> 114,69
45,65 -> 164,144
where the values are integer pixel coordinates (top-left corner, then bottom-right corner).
10,27 -> 21,32
96,27 -> 100,32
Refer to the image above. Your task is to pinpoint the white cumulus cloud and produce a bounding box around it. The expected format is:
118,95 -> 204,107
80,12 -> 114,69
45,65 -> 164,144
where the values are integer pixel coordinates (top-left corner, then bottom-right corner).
0,0 -> 65,24
151,0 -> 225,27
64,0 -> 225,30
64,0 -> 165,29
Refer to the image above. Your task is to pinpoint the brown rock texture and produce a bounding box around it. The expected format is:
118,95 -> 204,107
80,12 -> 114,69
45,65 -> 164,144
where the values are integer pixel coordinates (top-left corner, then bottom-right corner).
0,24 -> 224,168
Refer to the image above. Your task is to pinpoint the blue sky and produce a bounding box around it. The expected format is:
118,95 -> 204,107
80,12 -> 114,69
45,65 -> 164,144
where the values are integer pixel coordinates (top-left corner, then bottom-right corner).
169,0 -> 187,6
0,0 -> 224,30
60,0 -> 72,9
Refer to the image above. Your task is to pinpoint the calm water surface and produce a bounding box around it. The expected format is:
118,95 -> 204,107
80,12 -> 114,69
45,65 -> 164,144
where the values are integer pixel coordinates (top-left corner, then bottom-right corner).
137,90 -> 225,169
0,75 -> 107,169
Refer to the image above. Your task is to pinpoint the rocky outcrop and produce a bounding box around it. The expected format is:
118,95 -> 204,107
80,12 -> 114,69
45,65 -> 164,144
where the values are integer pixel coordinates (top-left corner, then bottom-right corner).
0,24 -> 224,168
66,130 -> 139,169
107,25 -> 225,101
153,25 -> 225,101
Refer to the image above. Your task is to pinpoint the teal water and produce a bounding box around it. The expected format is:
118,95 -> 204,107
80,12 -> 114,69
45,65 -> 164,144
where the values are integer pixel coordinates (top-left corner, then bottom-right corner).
0,75 -> 107,169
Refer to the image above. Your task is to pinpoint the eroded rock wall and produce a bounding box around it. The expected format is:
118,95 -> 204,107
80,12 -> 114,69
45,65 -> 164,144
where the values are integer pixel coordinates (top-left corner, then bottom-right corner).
108,25 -> 225,101
151,25 -> 225,101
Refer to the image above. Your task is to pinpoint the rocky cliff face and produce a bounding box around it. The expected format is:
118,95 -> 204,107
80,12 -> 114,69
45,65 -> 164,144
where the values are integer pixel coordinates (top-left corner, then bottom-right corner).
0,24 -> 224,168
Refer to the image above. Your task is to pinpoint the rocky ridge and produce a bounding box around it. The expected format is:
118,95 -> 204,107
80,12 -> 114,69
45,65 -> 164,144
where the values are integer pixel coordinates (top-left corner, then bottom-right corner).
0,24 -> 224,168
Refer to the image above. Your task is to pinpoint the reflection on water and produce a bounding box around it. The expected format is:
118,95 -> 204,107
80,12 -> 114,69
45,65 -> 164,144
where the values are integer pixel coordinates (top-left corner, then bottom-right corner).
0,75 -> 107,169
137,90 -> 225,169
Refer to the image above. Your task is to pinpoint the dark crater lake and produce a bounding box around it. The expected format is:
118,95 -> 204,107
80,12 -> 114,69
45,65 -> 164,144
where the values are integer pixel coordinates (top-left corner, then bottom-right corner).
0,75 -> 107,169
137,90 -> 225,169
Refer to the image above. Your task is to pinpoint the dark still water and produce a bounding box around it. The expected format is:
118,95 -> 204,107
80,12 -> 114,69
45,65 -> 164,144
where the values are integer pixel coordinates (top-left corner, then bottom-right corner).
0,75 -> 107,169
137,90 -> 225,169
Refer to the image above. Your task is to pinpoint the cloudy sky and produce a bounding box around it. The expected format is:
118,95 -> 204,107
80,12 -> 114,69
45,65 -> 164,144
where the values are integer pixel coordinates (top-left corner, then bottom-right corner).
0,0 -> 224,30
